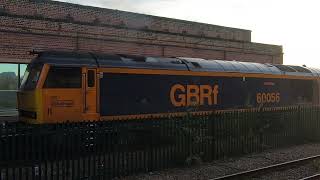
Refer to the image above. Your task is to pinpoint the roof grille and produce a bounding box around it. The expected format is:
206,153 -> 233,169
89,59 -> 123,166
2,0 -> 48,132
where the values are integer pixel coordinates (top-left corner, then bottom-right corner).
118,54 -> 146,62
288,65 -> 312,73
191,62 -> 201,68
273,64 -> 297,72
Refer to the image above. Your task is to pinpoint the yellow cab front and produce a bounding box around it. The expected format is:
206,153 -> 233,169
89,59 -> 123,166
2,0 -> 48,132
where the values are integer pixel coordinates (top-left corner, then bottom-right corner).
18,53 -> 99,124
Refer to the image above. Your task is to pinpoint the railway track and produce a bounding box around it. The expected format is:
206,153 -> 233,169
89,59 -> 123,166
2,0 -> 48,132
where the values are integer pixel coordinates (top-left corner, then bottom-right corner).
300,174 -> 320,180
213,155 -> 320,180
0,108 -> 18,123
0,109 -> 18,117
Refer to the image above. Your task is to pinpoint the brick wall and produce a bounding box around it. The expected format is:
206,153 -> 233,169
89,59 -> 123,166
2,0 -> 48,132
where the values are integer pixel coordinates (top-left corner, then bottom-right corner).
0,0 -> 283,64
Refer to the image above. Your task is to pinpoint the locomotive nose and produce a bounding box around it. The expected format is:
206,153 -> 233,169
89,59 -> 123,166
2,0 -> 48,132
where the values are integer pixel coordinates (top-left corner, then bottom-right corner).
17,90 -> 38,123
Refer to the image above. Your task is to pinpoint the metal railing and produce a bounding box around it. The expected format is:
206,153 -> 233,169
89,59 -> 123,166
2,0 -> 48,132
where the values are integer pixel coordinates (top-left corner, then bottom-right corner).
0,106 -> 319,180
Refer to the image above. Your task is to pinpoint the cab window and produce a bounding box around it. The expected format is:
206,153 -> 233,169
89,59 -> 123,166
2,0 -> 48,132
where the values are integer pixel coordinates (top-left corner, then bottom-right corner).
87,70 -> 95,87
44,67 -> 81,88
20,64 -> 43,90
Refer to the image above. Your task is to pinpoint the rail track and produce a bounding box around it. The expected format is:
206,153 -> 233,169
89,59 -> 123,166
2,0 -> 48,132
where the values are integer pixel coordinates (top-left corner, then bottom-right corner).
300,174 -> 320,180
213,155 -> 320,180
0,109 -> 18,124
0,109 -> 18,117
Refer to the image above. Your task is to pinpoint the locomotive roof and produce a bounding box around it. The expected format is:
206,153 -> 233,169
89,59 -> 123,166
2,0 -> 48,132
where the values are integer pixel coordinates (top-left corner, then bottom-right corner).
33,51 -> 320,77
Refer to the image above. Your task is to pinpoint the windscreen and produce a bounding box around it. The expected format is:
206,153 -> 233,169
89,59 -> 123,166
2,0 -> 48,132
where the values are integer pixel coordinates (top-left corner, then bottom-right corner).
43,67 -> 82,88
20,64 -> 43,90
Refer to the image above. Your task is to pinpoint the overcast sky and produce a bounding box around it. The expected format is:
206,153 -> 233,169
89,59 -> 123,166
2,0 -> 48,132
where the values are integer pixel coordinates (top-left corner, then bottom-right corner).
57,0 -> 319,67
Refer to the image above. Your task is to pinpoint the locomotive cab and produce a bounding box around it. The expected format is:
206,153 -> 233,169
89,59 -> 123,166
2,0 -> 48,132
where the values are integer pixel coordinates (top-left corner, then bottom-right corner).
18,53 -> 99,124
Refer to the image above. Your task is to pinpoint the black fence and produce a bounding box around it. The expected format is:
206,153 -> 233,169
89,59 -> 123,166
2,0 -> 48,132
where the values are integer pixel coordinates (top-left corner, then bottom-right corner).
1,106 -> 320,180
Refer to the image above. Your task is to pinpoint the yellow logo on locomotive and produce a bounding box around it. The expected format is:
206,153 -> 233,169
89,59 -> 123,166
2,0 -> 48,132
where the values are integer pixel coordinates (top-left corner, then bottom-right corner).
170,84 -> 219,107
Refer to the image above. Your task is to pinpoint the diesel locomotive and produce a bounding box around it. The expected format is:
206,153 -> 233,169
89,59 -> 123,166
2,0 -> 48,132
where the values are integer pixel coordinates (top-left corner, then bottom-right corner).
17,51 -> 320,124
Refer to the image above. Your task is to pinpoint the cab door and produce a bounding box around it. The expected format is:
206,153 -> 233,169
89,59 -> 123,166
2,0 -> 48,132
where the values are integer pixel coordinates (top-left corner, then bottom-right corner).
82,68 -> 99,120
43,66 -> 83,123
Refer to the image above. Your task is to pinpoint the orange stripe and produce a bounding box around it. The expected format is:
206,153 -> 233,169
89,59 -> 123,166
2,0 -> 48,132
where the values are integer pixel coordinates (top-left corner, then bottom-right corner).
99,67 -> 317,80
100,105 -> 316,121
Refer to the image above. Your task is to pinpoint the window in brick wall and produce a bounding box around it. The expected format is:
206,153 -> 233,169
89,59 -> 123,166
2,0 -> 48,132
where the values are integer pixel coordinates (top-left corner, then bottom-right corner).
0,63 -> 28,116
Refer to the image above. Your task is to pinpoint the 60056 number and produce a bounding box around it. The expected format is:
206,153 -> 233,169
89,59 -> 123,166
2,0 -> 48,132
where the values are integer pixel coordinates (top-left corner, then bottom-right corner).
256,92 -> 280,104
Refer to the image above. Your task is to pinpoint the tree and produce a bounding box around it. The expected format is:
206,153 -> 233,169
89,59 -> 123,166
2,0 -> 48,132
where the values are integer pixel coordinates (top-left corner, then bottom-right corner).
0,72 -> 18,90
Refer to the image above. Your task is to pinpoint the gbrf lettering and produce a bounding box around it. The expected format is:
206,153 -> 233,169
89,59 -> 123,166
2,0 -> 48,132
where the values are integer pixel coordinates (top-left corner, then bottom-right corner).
170,84 -> 219,107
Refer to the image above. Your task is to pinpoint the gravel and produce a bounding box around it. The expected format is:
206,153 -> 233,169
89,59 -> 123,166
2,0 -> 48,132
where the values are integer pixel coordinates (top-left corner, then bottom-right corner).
255,163 -> 318,180
119,143 -> 320,180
